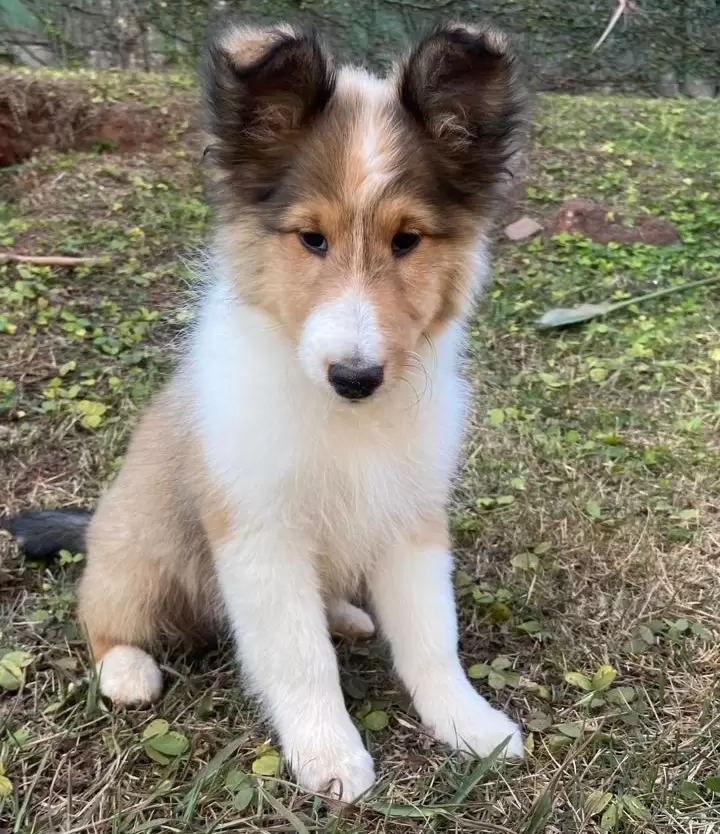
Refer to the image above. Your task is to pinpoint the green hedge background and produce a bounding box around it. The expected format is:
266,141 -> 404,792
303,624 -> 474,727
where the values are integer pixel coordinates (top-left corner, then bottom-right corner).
1,1 -> 719,93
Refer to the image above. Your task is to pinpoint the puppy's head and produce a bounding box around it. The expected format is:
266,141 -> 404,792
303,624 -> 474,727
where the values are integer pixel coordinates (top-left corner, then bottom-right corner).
202,23 -> 528,402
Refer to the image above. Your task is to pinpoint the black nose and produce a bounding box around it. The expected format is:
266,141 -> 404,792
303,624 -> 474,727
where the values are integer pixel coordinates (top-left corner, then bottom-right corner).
328,363 -> 384,400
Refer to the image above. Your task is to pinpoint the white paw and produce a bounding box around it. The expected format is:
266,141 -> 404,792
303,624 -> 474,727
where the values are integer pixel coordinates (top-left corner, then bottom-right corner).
97,645 -> 163,706
326,599 -> 376,640
287,722 -> 375,802
419,681 -> 524,760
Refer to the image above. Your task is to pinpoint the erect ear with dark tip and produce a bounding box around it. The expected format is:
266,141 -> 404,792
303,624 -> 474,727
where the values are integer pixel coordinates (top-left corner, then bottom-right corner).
200,24 -> 336,204
399,24 -> 529,210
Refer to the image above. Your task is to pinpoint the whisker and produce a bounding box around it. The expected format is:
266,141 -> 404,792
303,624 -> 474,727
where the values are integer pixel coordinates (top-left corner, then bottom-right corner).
398,374 -> 423,414
402,352 -> 432,410
422,333 -> 438,371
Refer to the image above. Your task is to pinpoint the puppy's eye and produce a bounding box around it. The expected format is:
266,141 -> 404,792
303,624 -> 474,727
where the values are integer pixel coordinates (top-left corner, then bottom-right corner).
391,232 -> 420,257
299,231 -> 328,255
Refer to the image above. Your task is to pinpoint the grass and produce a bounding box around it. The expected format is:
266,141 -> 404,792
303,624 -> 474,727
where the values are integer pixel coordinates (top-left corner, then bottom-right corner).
1,72 -> 719,833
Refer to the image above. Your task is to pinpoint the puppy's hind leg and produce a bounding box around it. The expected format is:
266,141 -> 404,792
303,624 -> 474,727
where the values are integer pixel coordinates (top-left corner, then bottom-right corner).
93,645 -> 164,707
326,598 -> 375,641
78,528 -> 169,707
78,388 -> 213,707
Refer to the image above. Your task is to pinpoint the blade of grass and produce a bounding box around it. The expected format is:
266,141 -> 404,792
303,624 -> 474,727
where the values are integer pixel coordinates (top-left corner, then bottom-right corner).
521,789 -> 554,834
258,784 -> 311,834
371,737 -> 513,820
370,801 -> 447,820
13,748 -> 52,834
182,735 -> 248,821
448,737 -> 514,805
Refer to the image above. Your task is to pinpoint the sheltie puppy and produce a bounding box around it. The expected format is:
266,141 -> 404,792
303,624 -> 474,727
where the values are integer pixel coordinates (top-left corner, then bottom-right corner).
5,21 -> 529,801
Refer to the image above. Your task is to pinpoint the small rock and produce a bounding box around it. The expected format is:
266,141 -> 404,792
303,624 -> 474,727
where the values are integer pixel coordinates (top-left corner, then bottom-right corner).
657,70 -> 680,98
549,199 -> 679,246
684,77 -> 717,99
504,216 -> 543,242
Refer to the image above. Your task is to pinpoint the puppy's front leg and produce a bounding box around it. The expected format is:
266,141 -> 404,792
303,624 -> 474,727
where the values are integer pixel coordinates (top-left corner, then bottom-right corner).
214,526 -> 374,802
369,520 -> 524,759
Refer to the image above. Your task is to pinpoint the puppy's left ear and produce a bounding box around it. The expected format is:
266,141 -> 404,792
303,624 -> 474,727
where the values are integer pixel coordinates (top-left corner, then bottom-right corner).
399,24 -> 529,211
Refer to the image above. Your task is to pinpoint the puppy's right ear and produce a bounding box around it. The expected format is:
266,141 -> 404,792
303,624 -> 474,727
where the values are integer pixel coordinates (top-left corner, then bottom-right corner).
200,24 -> 336,204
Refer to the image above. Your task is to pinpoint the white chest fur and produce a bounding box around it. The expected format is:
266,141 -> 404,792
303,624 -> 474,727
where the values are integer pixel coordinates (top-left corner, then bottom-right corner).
188,279 -> 469,589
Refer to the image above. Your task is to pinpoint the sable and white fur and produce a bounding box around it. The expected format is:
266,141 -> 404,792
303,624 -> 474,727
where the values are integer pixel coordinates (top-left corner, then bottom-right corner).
5,22 -> 529,801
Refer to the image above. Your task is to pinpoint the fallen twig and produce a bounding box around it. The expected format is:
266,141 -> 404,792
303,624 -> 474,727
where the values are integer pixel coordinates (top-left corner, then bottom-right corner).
593,0 -> 631,52
0,253 -> 107,267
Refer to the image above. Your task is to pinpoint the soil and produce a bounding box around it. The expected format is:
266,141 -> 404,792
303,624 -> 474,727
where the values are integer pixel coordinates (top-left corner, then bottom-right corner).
548,197 -> 679,245
0,76 -> 193,166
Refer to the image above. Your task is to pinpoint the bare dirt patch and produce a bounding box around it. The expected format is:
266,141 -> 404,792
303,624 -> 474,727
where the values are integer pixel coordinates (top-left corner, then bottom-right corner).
549,197 -> 680,245
0,76 -> 194,166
